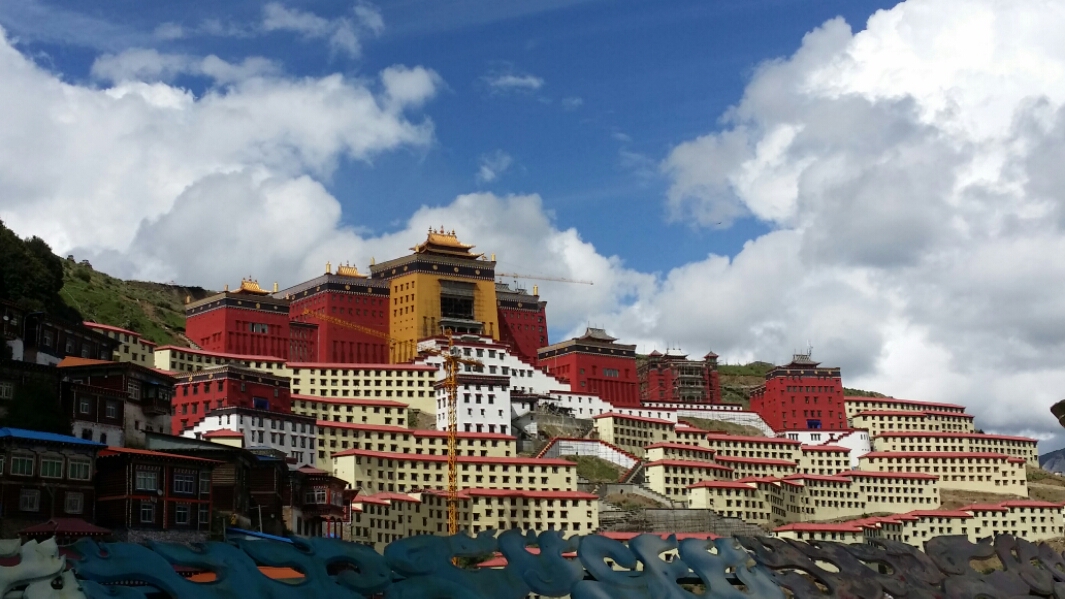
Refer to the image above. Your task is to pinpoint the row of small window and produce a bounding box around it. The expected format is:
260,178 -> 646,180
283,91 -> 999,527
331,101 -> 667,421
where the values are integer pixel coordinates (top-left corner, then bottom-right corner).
301,389 -> 423,398
18,489 -> 84,514
4,456 -> 91,480
182,383 -> 279,396
137,501 -> 209,525
134,469 -> 211,494
292,369 -> 429,377
300,378 -> 425,387
78,398 -> 119,417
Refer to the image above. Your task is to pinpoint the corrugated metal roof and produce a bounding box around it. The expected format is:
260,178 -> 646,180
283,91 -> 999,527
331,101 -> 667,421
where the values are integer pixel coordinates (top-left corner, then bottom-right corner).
0,428 -> 103,446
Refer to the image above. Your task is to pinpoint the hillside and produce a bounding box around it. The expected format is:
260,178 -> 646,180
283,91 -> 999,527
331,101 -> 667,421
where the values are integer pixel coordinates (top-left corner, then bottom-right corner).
717,361 -> 773,407
59,259 -> 212,347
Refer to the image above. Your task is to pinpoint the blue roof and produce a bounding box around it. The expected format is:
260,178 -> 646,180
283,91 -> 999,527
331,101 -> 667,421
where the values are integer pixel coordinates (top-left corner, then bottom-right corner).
226,528 -> 293,543
0,428 -> 105,447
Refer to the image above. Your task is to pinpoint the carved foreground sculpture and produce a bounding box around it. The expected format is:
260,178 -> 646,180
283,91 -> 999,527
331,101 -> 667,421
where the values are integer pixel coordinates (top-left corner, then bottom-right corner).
1,530 -> 1064,599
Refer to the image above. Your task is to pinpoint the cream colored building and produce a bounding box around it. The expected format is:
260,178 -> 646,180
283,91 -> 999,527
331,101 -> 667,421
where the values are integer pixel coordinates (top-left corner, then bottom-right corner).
871,432 -> 1038,467
315,420 -> 515,469
850,409 -> 976,435
288,363 -> 437,412
792,500 -> 1065,547
957,500 -> 1065,542
85,322 -> 156,365
644,442 -> 718,463
796,445 -> 850,475
858,451 -> 1027,495
714,455 -> 797,479
350,488 -> 598,551
592,413 -> 676,457
644,459 -> 734,500
774,522 -> 865,543
844,397 -> 967,419
686,480 -> 772,525
782,474 -> 866,522
333,450 -> 576,494
673,425 -> 708,445
703,434 -> 801,462
293,394 -> 409,428
154,345 -> 287,374
841,471 -> 940,512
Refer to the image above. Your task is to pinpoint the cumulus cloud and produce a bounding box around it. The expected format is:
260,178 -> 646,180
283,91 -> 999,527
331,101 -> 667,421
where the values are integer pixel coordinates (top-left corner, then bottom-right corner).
8,0 -> 1065,450
654,0 -> 1065,445
476,150 -> 513,183
0,25 -> 439,271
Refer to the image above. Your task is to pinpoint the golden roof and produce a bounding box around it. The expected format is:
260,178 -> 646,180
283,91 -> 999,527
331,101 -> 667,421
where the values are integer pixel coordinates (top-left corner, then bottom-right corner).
236,278 -> 271,295
411,227 -> 481,257
335,262 -> 368,278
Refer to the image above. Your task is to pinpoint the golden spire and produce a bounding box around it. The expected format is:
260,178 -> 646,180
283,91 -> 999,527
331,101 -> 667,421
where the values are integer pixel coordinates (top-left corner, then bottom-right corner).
326,261 -> 332,274
224,283 -> 229,292
273,282 -> 279,293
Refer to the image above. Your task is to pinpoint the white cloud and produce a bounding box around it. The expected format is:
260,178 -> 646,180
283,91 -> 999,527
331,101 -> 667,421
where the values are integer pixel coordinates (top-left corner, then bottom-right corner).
91,49 -> 280,84
8,0 -> 1065,451
0,25 -> 440,270
655,0 -> 1065,446
153,22 -> 184,40
561,96 -> 583,110
261,2 -> 383,59
476,150 -> 513,183
484,72 -> 544,93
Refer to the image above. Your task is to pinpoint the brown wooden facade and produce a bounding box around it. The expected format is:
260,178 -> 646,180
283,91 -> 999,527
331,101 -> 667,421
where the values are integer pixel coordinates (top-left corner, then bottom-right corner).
94,447 -> 216,533
0,428 -> 103,538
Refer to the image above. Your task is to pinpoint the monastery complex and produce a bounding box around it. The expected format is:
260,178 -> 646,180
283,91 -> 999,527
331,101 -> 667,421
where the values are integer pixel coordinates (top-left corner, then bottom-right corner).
6,228 -> 1054,548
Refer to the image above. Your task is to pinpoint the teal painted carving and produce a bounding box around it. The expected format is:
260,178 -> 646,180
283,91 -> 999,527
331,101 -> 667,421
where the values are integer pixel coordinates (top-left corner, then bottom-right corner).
0,530 -> 1049,599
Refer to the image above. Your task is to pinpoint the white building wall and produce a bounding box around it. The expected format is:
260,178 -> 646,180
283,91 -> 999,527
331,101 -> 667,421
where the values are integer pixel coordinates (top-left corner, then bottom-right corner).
184,410 -> 317,468
71,421 -> 123,447
781,429 -> 871,468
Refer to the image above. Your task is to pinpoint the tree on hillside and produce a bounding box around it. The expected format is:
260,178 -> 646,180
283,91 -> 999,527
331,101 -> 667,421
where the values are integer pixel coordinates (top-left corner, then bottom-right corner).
0,219 -> 80,321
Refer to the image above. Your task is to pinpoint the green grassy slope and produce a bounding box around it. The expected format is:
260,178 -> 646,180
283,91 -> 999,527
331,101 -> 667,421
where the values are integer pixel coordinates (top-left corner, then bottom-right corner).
59,259 -> 213,347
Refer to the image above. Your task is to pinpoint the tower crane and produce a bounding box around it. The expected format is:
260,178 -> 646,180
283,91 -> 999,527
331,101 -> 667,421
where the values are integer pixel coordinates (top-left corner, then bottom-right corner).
299,309 -> 482,535
494,272 -> 593,285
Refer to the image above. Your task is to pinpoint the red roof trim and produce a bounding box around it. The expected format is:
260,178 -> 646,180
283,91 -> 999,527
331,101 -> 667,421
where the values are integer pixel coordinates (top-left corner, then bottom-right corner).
861,451 -> 1017,460
704,433 -> 800,445
872,432 -> 1036,442
330,449 -> 574,466
646,459 -> 733,471
98,447 -> 221,464
591,412 -> 674,425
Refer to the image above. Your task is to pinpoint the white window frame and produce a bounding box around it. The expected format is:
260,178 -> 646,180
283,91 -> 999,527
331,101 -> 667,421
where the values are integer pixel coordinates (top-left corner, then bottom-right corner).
40,458 -> 63,479
68,460 -> 91,481
10,455 -> 33,476
105,402 -> 118,418
199,471 -> 211,494
135,469 -> 159,491
175,503 -> 190,525
65,492 -> 84,514
0,382 -> 13,400
19,489 -> 40,512
127,380 -> 141,400
173,473 -> 196,495
140,502 -> 155,523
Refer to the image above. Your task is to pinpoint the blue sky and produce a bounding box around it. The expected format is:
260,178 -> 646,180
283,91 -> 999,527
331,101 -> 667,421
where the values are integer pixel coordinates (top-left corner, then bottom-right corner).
6,0 -> 1065,445
1,0 -> 894,272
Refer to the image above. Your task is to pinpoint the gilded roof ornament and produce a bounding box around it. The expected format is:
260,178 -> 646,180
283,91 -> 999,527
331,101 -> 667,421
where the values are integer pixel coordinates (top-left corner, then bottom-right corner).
336,261 -> 368,279
237,277 -> 271,295
410,226 -> 482,257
